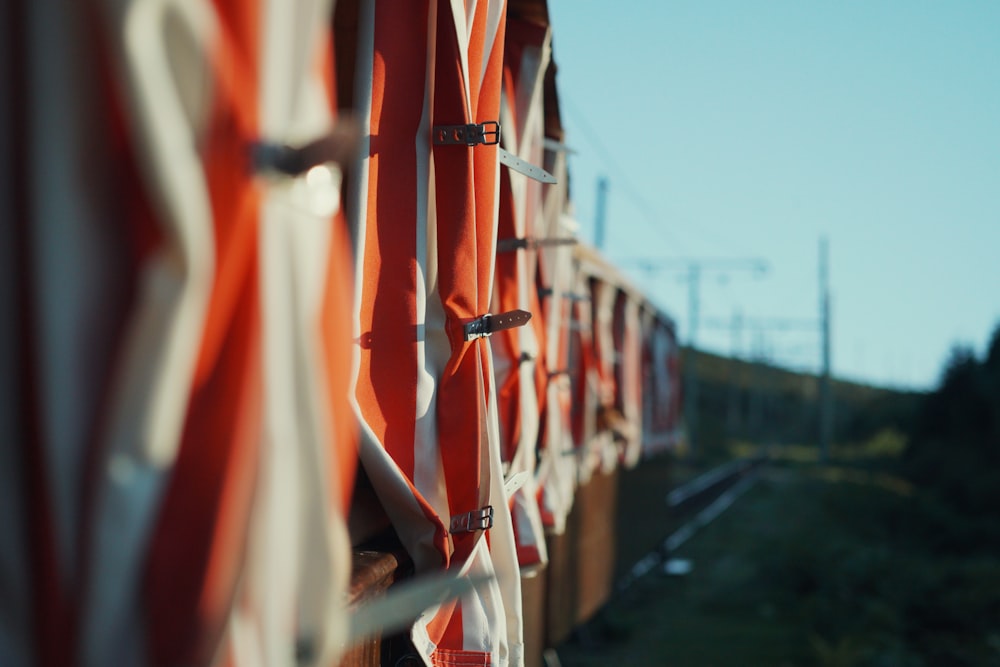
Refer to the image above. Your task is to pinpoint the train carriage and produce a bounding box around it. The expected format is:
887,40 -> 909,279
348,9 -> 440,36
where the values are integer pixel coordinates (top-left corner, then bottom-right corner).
2,1 -> 683,665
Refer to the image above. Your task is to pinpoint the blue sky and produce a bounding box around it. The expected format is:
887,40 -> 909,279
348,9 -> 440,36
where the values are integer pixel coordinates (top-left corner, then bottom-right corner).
545,0 -> 1000,390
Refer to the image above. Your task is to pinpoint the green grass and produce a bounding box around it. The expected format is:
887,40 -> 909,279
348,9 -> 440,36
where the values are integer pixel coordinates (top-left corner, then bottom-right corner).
556,458 -> 1000,667
559,473 -> 813,666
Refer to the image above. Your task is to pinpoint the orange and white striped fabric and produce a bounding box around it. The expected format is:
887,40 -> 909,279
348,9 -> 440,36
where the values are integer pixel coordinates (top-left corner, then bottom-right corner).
490,16 -> 553,571
568,270 -> 603,483
348,0 -> 523,665
534,162 -> 576,534
643,315 -> 682,455
614,291 -> 644,469
5,0 -> 357,665
586,274 -> 621,476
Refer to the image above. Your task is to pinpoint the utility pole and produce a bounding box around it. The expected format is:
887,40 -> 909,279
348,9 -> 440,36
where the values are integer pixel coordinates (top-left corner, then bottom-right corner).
594,177 -> 609,251
818,237 -> 833,462
685,263 -> 701,454
749,329 -> 766,438
622,257 -> 768,455
727,309 -> 744,435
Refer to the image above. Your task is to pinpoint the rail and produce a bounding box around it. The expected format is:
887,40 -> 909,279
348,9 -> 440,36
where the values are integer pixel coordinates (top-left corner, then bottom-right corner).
618,454 -> 766,593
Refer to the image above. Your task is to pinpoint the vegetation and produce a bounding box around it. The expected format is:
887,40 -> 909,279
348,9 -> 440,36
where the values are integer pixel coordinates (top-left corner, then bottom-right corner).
557,322 -> 1000,666
683,347 -> 922,465
902,325 -> 1000,548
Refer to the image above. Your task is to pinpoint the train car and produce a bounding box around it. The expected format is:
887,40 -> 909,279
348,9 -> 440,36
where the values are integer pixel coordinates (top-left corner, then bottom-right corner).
2,0 -> 683,665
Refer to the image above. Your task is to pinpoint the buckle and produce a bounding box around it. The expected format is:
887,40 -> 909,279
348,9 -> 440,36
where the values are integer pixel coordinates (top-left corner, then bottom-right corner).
542,137 -> 576,154
496,237 -> 578,253
450,506 -> 494,533
463,309 -> 532,341
252,142 -> 298,175
433,121 -> 501,146
537,286 -> 590,302
251,125 -> 357,177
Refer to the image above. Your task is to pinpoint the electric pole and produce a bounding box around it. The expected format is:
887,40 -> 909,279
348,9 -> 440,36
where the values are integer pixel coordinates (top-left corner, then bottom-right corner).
727,309 -> 744,435
819,237 -> 833,462
594,177 -> 609,251
686,263 -> 700,454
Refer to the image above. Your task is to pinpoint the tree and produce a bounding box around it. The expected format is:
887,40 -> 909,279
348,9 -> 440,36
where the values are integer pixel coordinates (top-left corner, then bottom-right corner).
903,322 -> 1000,527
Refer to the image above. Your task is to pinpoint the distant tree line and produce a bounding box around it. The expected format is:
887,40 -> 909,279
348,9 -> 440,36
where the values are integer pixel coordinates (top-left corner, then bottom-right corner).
903,321 -> 1000,538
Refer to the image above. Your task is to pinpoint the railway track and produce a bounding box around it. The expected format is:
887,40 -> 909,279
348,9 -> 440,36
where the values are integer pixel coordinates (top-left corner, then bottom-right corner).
617,453 -> 766,594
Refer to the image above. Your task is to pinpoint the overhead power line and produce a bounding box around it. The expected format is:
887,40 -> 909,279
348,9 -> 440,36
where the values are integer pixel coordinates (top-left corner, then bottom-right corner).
702,316 -> 819,333
560,94 -> 767,258
560,96 -> 686,254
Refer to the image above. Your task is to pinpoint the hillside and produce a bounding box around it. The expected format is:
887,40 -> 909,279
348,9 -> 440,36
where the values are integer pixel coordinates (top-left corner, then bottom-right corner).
681,347 -> 924,461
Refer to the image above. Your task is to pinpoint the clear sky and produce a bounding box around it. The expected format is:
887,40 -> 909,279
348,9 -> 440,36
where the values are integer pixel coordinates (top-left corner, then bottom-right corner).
545,0 -> 1000,390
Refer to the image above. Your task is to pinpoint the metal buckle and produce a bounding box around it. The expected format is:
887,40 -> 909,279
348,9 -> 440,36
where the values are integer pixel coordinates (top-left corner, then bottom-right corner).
463,309 -> 532,341
251,133 -> 352,177
538,286 -> 590,302
450,506 -> 494,533
496,237 -> 578,253
542,137 -> 576,154
433,121 -> 501,146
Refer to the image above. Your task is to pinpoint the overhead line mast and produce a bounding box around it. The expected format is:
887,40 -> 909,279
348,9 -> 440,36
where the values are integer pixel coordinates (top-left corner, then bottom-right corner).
594,176 -> 609,251
819,237 -> 833,463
